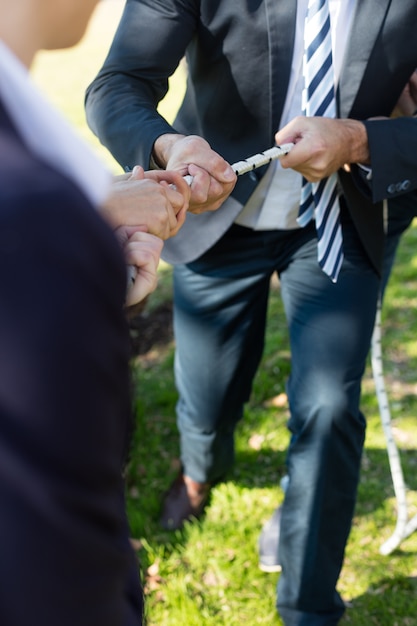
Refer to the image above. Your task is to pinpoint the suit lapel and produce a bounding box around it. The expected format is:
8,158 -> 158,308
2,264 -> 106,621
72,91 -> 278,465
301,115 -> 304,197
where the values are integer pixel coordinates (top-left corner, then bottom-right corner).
265,0 -> 297,133
338,0 -> 392,117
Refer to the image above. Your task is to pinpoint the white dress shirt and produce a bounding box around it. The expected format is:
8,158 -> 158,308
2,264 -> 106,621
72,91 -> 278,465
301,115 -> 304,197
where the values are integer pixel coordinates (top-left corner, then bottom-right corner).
0,39 -> 111,209
235,0 -> 357,230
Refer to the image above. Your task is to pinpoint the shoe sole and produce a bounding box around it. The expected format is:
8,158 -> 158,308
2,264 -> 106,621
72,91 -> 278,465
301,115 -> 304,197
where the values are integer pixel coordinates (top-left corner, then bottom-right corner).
258,562 -> 282,573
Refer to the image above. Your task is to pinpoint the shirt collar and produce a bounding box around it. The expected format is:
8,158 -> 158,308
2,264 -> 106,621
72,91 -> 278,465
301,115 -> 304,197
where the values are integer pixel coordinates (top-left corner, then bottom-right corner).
0,39 -> 111,208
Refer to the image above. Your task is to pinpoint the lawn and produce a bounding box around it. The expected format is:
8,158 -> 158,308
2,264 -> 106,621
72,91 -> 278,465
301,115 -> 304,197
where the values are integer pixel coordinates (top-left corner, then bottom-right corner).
33,2 -> 417,624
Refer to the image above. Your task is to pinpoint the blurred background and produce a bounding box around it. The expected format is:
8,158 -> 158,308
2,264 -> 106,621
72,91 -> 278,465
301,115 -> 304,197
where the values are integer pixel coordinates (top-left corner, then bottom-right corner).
32,0 -> 185,173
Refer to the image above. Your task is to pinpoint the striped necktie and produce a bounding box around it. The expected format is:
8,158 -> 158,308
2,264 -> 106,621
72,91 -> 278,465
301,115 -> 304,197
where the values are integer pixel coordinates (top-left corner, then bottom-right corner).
298,0 -> 343,283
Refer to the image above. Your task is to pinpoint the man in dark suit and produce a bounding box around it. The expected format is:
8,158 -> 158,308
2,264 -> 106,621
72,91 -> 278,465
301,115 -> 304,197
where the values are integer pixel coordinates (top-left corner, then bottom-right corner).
0,1 -> 191,624
85,1 -> 417,623
0,101 -> 146,624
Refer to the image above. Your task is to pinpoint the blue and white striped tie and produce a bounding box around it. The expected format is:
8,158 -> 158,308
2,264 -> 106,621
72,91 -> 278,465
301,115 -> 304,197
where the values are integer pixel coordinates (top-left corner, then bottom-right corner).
298,0 -> 343,283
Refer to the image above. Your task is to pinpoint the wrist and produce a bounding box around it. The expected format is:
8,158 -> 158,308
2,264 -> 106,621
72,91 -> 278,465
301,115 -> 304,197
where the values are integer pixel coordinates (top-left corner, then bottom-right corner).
152,133 -> 184,169
344,119 -> 370,165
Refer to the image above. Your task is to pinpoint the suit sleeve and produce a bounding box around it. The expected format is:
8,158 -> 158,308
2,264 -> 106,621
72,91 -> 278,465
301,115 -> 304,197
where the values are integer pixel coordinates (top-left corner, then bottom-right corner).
351,117 -> 417,203
85,0 -> 197,170
0,159 -> 143,626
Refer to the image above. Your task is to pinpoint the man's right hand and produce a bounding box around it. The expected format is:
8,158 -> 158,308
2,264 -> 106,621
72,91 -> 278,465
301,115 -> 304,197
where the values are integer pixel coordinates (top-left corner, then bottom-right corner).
152,134 -> 237,214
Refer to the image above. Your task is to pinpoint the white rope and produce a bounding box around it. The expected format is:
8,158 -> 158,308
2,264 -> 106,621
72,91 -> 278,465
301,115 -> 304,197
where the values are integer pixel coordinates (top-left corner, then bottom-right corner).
230,143 -> 294,175
183,143 -> 294,185
371,299 -> 411,554
371,199 -> 417,555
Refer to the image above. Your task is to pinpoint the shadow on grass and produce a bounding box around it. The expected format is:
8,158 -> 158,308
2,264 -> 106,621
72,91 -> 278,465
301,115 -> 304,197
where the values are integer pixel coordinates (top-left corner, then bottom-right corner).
343,576 -> 417,625
127,440 -> 417,550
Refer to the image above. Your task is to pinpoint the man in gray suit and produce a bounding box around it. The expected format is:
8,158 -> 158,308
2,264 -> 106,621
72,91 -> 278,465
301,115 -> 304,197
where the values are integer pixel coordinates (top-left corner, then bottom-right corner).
86,1 -> 417,623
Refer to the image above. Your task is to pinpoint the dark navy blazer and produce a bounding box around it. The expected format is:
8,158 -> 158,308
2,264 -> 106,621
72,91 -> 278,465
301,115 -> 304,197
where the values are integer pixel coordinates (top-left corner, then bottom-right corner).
86,0 -> 417,274
0,101 -> 143,626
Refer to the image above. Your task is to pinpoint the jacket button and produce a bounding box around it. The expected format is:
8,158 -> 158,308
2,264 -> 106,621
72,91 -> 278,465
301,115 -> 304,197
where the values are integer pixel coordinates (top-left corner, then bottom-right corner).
387,180 -> 411,194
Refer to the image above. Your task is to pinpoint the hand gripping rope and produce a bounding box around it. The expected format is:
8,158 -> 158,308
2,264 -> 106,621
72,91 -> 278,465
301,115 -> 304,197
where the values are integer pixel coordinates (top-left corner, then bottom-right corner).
183,143 -> 294,185
127,143 -> 294,286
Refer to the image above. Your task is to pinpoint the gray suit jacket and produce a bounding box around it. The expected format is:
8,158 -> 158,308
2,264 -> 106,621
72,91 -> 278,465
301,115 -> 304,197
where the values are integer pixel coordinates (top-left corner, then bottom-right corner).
86,0 -> 417,274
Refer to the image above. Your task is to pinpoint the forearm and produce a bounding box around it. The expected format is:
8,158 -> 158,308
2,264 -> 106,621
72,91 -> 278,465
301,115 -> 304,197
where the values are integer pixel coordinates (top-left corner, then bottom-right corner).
341,118 -> 370,165
152,133 -> 187,169
85,0 -> 195,170
85,74 -> 176,170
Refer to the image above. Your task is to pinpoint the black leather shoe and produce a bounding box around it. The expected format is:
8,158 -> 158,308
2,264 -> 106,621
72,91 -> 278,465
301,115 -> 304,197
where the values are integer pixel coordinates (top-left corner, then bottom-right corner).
258,506 -> 282,572
160,473 -> 211,530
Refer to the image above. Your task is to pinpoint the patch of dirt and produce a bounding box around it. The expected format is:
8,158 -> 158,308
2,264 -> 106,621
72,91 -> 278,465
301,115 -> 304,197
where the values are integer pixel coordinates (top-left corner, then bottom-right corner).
128,301 -> 174,356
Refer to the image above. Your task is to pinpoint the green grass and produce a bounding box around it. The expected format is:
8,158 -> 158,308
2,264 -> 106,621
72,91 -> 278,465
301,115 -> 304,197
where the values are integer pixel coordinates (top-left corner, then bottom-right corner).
34,4 -> 417,623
